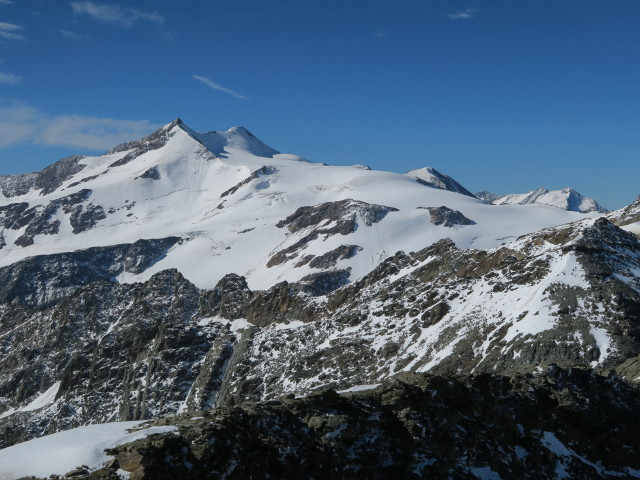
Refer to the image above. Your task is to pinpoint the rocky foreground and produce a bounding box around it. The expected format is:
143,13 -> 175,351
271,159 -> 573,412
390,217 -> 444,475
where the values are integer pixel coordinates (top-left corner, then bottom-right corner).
18,367 -> 640,480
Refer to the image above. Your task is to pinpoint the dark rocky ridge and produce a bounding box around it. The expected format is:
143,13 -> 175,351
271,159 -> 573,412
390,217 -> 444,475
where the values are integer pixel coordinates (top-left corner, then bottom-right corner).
609,195 -> 640,229
220,166 -> 275,198
410,167 -> 477,198
0,189 -> 109,247
0,156 -> 86,198
422,205 -> 475,227
137,166 -> 161,180
0,236 -> 181,308
34,367 -> 640,480
295,244 -> 362,268
1,217 -> 640,452
107,119 -> 195,168
268,199 -> 397,267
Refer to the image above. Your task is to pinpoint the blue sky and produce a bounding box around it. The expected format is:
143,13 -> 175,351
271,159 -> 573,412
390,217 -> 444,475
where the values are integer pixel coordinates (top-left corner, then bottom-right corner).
0,1 -> 638,209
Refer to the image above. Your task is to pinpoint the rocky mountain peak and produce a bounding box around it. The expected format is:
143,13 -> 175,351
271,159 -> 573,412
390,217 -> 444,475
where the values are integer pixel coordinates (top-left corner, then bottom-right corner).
406,166 -> 476,198
474,190 -> 499,204
0,120 -> 638,478
490,186 -> 607,213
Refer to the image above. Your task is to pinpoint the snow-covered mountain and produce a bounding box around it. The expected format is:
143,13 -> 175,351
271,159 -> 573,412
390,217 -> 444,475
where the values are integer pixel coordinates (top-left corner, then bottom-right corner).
0,119 -> 595,293
474,190 -> 499,204
477,187 -> 607,213
1,119 -> 639,479
406,166 -> 477,198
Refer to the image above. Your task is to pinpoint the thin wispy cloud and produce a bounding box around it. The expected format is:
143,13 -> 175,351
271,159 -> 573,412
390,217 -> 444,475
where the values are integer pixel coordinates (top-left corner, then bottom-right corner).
0,22 -> 25,41
192,75 -> 248,100
69,2 -> 164,28
0,72 -> 21,84
448,9 -> 477,20
374,30 -> 387,38
0,0 -> 13,5
0,101 -> 161,150
60,30 -> 91,40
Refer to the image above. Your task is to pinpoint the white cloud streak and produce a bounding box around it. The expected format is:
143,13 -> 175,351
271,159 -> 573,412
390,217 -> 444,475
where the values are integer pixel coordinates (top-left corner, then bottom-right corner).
192,75 -> 248,100
447,9 -> 477,20
0,72 -> 21,84
0,102 -> 161,150
0,21 -> 25,41
60,30 -> 91,40
0,0 -> 13,5
69,2 -> 164,28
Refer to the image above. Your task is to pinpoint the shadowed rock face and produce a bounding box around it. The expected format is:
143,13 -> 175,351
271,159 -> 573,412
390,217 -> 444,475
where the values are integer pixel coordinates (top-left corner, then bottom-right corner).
609,195 -> 640,228
296,245 -> 362,268
297,269 -> 352,296
137,166 -> 161,180
107,119 -> 190,168
0,189 -> 109,247
267,199 -> 397,267
423,205 -> 476,227
0,217 -> 639,471
220,166 -> 275,198
276,198 -> 398,234
409,166 -> 477,198
50,368 -> 640,480
0,217 -> 639,451
0,236 -> 181,308
0,155 -> 86,198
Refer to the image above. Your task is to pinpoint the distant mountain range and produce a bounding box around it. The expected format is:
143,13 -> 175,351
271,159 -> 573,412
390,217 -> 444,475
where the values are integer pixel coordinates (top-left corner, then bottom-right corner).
0,119 -> 638,479
475,187 -> 607,213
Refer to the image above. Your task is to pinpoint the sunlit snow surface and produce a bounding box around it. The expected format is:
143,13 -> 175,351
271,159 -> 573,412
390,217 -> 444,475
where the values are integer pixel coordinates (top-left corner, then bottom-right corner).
0,422 -> 177,479
0,381 -> 59,419
493,187 -> 605,213
0,121 -> 600,291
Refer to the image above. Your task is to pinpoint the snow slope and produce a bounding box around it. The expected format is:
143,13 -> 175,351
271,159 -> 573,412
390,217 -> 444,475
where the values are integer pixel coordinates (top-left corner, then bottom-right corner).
0,422 -> 177,479
491,187 -> 606,213
0,120 -> 602,291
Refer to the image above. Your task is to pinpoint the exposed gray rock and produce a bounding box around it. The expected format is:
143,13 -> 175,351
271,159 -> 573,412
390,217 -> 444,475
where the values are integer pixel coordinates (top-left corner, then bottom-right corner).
296,244 -> 362,268
0,172 -> 38,198
35,156 -> 87,195
409,166 -> 477,198
14,203 -> 61,247
609,195 -> 640,229
1,215 -> 639,461
475,190 -> 499,203
268,200 -> 397,267
74,368 -> 640,480
68,174 -> 100,188
2,189 -> 107,246
0,236 -> 181,308
277,199 -> 398,234
108,119 -> 191,168
297,269 -> 352,296
220,166 -> 275,198
69,203 -> 107,234
423,205 -> 475,227
137,167 -> 161,181
0,155 -> 86,198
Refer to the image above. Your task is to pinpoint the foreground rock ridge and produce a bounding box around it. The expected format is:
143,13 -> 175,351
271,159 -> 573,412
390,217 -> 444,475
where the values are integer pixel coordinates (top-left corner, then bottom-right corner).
0,120 -> 638,478
14,368 -> 640,480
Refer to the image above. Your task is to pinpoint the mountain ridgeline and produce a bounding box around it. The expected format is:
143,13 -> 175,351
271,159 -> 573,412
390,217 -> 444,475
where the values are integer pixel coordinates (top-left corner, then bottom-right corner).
0,120 -> 638,479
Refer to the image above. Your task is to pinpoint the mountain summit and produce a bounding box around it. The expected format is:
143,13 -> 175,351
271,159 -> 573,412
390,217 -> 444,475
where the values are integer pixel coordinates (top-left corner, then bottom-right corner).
0,120 -> 596,292
1,120 -> 639,478
477,187 -> 607,213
